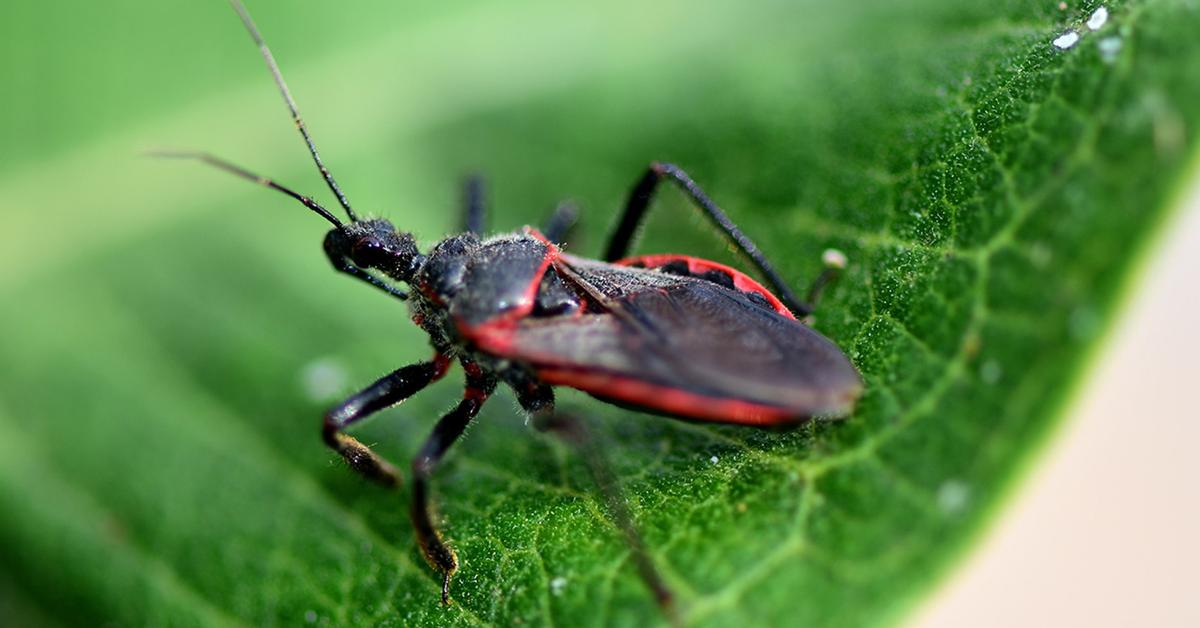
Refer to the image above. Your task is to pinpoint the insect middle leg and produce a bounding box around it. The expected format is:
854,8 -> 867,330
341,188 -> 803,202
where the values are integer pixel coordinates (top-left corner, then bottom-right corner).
517,385 -> 677,617
323,356 -> 451,487
541,201 -> 579,245
411,361 -> 497,605
606,162 -> 814,317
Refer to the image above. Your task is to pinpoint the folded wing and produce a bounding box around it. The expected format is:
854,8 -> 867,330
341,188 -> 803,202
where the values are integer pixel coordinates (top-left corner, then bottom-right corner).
479,260 -> 862,424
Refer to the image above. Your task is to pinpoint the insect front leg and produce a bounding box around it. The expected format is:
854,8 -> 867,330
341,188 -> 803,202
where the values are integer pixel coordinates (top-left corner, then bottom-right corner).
411,362 -> 497,605
517,385 -> 677,618
607,162 -> 812,317
461,175 -> 487,236
323,356 -> 451,486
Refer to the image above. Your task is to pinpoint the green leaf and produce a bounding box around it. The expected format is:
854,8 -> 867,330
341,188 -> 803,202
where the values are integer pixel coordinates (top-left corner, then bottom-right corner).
1,0 -> 1197,625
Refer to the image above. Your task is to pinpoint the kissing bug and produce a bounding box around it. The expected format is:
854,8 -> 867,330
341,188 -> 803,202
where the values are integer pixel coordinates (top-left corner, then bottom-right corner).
163,0 -> 863,612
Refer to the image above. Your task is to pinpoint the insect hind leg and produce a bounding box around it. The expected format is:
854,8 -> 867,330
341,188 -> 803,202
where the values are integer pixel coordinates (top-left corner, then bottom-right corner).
606,162 -> 814,317
518,385 -> 677,619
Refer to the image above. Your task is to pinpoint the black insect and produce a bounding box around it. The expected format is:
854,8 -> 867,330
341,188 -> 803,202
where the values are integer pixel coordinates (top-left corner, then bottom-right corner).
164,0 -> 862,613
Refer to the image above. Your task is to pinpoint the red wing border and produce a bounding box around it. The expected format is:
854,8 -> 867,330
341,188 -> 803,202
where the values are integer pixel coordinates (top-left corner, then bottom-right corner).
464,255 -> 862,425
615,254 -> 795,319
536,367 -> 799,425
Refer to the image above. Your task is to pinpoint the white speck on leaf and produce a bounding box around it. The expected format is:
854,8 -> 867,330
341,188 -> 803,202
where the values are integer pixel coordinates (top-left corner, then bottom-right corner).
1098,36 -> 1123,63
980,360 -> 1002,384
550,576 -> 568,595
937,480 -> 971,514
709,455 -> 719,465
1029,242 -> 1053,268
300,358 -> 349,401
1087,6 -> 1109,31
822,248 -> 849,269
1053,30 -> 1080,50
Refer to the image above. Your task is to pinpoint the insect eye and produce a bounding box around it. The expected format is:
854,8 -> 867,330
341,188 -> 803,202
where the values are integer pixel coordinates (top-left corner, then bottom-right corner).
351,238 -> 384,267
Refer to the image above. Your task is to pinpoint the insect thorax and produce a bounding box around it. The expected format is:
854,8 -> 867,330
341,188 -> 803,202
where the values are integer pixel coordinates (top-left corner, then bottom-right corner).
410,231 -> 582,360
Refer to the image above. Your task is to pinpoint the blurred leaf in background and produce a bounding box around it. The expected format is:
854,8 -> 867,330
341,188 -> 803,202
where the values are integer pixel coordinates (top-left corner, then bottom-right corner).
1,0 -> 1197,625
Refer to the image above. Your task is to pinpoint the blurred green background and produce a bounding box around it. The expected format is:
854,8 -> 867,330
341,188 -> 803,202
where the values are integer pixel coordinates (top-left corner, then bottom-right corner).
1,0 -> 1197,626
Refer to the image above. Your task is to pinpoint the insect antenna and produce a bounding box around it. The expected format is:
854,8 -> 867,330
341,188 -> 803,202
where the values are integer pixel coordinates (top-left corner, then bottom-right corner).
228,0 -> 360,223
149,150 -> 345,228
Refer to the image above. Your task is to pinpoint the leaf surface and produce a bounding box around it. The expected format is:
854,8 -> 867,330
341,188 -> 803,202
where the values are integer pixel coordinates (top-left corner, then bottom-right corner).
1,0 -> 1197,625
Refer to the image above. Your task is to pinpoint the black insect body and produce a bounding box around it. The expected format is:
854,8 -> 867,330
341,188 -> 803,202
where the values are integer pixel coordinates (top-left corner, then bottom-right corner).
169,0 -> 864,612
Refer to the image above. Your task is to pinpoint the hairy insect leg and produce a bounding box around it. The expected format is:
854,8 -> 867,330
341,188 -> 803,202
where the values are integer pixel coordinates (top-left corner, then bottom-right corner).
518,386 -> 677,618
323,357 -> 451,486
461,175 -> 487,236
607,162 -> 812,317
411,365 -> 497,605
541,201 -> 579,246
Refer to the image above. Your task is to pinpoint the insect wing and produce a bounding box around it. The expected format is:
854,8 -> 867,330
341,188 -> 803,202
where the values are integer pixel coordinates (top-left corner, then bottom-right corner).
487,260 -> 862,424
